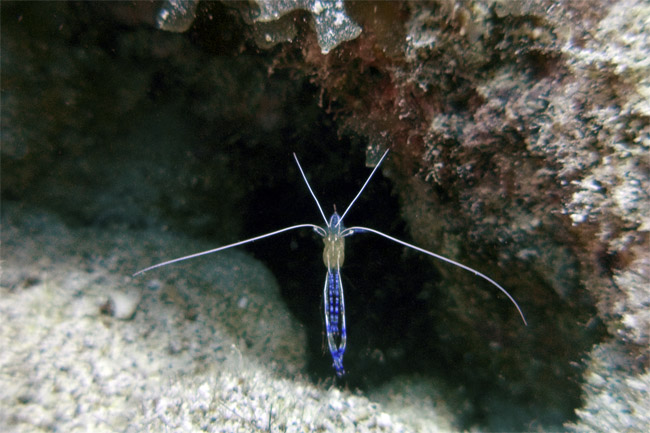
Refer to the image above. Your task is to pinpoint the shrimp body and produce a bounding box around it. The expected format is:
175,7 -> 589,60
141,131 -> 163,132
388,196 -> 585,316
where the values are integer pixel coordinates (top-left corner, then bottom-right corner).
318,212 -> 348,376
135,148 -> 526,377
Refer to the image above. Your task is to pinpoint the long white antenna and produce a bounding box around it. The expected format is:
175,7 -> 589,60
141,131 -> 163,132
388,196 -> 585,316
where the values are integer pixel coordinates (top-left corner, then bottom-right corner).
133,223 -> 321,276
343,225 -> 528,325
293,153 -> 328,225
339,148 -> 390,223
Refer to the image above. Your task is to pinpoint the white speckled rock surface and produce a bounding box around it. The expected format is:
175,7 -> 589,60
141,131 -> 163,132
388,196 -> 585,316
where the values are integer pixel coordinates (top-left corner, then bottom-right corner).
0,205 -> 454,432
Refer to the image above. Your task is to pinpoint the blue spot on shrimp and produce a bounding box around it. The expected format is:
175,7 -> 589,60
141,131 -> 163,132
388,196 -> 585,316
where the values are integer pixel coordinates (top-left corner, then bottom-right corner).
134,148 -> 527,377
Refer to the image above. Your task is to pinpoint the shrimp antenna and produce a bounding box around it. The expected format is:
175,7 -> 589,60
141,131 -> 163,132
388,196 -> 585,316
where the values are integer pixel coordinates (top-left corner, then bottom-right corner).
339,148 -> 390,224
342,226 -> 527,325
133,223 -> 320,276
293,153 -> 328,225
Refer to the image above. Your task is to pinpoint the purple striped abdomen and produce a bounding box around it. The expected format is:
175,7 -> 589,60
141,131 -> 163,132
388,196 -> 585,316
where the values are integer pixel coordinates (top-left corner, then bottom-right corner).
325,269 -> 346,376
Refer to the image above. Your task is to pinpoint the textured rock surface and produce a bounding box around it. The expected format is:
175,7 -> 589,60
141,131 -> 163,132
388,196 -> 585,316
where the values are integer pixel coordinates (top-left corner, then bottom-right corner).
157,0 -> 362,53
283,1 -> 649,429
0,204 -> 452,432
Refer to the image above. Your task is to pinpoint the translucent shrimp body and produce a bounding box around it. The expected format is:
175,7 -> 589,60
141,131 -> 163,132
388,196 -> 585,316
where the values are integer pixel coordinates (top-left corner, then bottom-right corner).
316,213 -> 348,376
